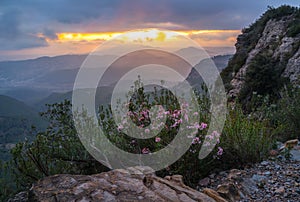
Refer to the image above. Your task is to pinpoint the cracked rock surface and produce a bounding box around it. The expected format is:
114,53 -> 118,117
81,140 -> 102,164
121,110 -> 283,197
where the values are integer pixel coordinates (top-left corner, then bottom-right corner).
15,166 -> 220,202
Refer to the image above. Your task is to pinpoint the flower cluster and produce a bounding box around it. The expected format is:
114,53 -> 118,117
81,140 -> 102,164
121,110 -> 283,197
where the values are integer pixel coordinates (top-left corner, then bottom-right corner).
114,98 -> 222,157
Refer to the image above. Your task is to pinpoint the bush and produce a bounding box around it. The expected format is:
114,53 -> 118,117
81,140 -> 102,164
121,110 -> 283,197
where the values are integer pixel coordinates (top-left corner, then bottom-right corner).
96,80 -> 221,187
9,100 -> 108,191
273,87 -> 300,140
239,53 -> 287,111
0,161 -> 16,201
220,105 -> 274,166
3,79 -> 278,198
287,20 -> 300,37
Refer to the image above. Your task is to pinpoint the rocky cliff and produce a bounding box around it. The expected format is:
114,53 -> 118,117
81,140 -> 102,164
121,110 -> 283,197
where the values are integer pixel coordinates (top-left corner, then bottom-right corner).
221,5 -> 300,100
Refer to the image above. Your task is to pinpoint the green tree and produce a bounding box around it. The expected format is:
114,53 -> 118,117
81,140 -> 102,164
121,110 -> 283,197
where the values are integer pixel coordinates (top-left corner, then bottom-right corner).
10,100 -> 108,190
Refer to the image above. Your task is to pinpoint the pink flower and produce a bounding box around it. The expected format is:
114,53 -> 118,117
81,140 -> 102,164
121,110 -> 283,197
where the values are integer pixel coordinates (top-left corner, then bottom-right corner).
172,110 -> 181,118
200,122 -> 208,129
117,125 -> 124,131
171,123 -> 177,128
171,119 -> 182,128
211,131 -> 221,143
193,123 -> 200,129
145,129 -> 150,133
203,142 -> 211,147
217,147 -> 223,156
140,110 -> 149,118
184,113 -> 189,121
192,137 -> 200,144
155,137 -> 161,143
142,147 -> 150,154
164,111 -> 170,115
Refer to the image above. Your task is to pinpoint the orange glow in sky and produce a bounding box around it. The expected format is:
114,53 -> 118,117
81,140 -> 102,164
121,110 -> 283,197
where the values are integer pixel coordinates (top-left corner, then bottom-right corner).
54,29 -> 240,45
2,29 -> 239,60
56,32 -> 123,41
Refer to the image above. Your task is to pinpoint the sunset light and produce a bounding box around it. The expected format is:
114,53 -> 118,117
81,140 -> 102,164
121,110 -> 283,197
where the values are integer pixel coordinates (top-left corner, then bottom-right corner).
57,32 -> 123,41
54,29 -> 240,44
1,1 -> 299,201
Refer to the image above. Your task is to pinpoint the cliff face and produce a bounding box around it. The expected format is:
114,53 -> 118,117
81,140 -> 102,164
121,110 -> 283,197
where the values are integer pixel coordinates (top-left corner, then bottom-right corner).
221,6 -> 300,100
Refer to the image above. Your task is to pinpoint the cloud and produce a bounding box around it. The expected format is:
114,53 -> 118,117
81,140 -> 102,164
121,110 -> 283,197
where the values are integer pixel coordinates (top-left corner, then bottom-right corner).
0,35 -> 48,51
0,9 -> 21,39
43,29 -> 58,40
189,30 -> 241,41
0,8 -> 48,50
141,22 -> 186,29
0,0 -> 299,51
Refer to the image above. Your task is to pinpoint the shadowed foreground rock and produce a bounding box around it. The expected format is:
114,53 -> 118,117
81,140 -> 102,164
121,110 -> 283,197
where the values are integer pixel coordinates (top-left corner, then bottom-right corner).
20,166 -> 224,202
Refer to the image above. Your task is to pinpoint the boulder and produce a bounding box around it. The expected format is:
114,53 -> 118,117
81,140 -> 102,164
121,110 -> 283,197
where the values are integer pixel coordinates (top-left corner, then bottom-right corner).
14,166 -> 217,202
203,188 -> 228,202
216,183 -> 241,202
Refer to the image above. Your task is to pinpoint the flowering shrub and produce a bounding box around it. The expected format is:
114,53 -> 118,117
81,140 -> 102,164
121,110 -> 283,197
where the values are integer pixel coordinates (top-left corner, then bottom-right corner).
6,78 -> 275,195
97,79 -> 224,186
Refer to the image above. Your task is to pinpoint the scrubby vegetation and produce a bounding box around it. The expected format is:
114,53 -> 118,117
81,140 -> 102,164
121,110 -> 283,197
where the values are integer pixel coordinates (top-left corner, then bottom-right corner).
1,5 -> 300,202
271,87 -> 300,140
1,82 -> 299,201
0,79 -> 284,200
220,105 -> 273,165
239,54 -> 288,110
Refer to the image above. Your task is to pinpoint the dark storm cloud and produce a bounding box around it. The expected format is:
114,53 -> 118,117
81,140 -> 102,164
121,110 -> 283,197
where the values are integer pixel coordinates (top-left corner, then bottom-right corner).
43,29 -> 58,40
26,0 -> 120,24
0,35 -> 48,50
0,0 -> 299,50
0,7 -> 48,50
103,0 -> 299,29
0,9 -> 21,39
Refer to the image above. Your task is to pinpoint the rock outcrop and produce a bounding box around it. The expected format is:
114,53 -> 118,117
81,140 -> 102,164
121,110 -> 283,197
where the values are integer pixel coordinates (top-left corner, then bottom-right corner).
221,6 -> 300,99
284,46 -> 300,84
11,166 -> 228,202
230,21 -> 299,97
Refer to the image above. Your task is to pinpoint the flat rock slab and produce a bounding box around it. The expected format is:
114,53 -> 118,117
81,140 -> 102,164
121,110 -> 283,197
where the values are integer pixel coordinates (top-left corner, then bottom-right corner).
27,166 -> 217,202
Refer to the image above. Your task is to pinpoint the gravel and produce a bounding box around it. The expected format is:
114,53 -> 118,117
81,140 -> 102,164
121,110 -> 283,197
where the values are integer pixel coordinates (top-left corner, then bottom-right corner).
198,156 -> 300,201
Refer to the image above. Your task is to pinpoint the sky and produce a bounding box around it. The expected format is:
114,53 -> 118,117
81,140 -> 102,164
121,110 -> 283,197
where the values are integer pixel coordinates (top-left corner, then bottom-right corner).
0,0 -> 299,61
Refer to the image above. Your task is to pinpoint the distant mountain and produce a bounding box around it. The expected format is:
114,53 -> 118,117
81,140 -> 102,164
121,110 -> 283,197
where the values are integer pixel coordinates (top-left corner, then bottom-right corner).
0,95 -> 47,161
186,54 -> 232,89
175,47 -> 209,65
0,54 -> 117,91
0,94 -> 46,131
175,46 -> 207,57
0,95 -> 39,119
0,55 -> 87,84
210,55 -> 233,71
35,86 -> 115,110
36,92 -> 72,110
0,49 -> 233,105
0,87 -> 51,106
176,46 -> 235,57
204,47 -> 236,56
